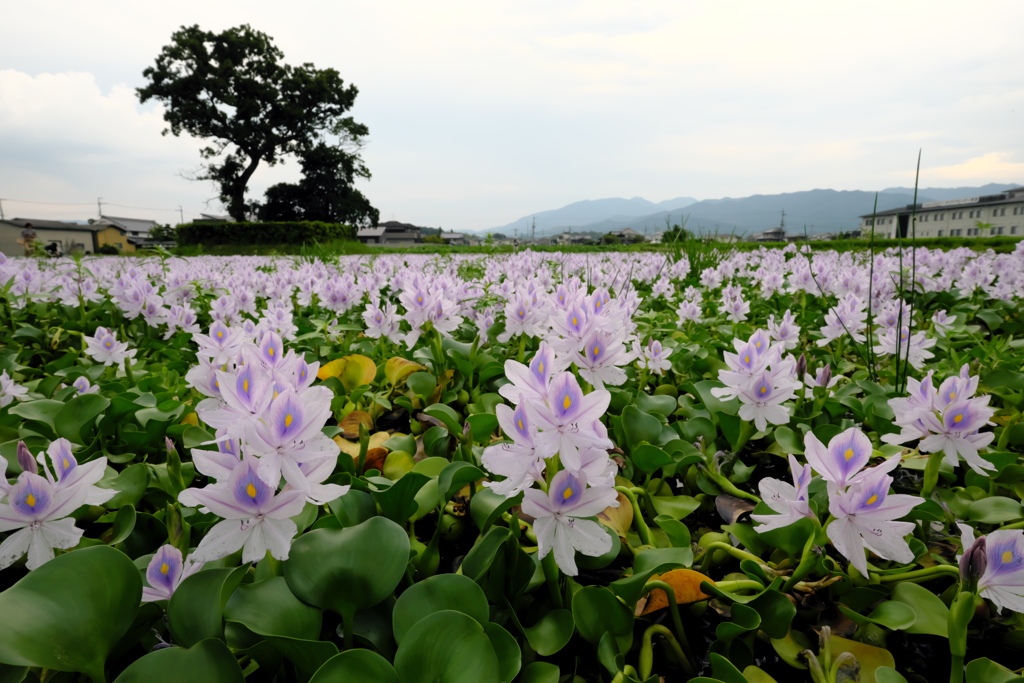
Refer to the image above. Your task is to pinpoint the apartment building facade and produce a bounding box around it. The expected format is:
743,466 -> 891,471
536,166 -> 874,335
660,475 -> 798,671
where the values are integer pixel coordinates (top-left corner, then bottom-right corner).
860,186 -> 1024,238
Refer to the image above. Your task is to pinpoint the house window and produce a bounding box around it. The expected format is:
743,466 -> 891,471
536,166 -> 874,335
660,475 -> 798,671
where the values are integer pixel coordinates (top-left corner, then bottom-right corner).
922,215 -> 928,222
938,230 -> 943,236
1012,226 -> 1019,234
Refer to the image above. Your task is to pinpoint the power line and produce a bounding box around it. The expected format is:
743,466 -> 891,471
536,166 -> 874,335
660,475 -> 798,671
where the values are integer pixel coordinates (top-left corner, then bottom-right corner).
0,197 -> 206,217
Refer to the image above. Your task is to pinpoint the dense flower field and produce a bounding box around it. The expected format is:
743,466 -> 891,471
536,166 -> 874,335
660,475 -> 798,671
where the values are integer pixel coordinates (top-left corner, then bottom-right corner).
1,243 -> 1023,683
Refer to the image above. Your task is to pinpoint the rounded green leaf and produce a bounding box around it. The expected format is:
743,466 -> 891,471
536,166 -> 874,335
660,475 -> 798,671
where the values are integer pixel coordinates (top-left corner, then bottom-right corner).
965,497 -> 1024,524
167,566 -> 248,648
392,574 -> 489,644
484,623 -> 521,683
0,546 -> 141,682
113,638 -> 243,683
891,581 -> 949,637
571,586 -> 634,645
55,393 -> 110,444
224,577 -> 322,640
394,610 -> 499,683
518,662 -> 561,683
309,649 -> 399,683
621,405 -> 662,448
285,516 -> 410,619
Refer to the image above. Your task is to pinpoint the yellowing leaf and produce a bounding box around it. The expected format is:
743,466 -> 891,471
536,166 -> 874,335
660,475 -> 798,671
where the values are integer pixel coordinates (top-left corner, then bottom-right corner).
180,412 -> 199,427
333,431 -> 392,457
318,354 -> 377,391
340,411 -> 373,439
385,357 -> 426,386
638,569 -> 715,615
597,492 -> 634,542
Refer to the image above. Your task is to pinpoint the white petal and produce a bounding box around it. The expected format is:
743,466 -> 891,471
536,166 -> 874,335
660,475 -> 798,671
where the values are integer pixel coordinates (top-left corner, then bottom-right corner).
0,527 -> 33,569
567,518 -> 612,558
191,519 -> 251,562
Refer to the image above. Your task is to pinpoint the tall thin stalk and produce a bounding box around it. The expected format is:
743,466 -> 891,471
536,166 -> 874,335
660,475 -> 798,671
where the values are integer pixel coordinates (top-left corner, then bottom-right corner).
901,150 -> 922,393
865,193 -> 879,382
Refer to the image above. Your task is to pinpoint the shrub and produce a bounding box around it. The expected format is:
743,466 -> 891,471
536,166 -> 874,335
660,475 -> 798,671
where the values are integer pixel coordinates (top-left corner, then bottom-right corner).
176,221 -> 356,246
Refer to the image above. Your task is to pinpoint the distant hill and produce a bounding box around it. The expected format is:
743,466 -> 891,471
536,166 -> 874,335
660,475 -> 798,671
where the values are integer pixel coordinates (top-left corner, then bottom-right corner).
485,184 -> 1020,237
488,196 -> 697,236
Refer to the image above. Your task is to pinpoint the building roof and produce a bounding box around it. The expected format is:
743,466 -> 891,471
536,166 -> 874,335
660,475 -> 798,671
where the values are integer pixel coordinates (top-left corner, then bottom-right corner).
357,227 -> 387,237
442,232 -> 469,240
2,218 -> 105,232
100,215 -> 160,233
860,188 -> 1024,218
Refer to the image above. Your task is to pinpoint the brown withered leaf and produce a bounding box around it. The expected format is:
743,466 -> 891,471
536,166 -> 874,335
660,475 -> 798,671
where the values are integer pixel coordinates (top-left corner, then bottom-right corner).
716,494 -> 756,525
362,447 -> 389,473
333,432 -> 391,458
597,491 -> 634,542
636,569 -> 716,616
340,411 -> 374,439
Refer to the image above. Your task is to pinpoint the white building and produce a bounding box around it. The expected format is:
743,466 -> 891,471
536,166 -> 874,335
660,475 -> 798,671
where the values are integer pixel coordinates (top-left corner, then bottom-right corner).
861,187 -> 1024,238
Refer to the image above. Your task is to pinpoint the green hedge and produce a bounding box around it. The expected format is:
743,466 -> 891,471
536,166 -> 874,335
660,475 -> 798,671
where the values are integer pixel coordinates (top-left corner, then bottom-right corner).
176,221 -> 356,246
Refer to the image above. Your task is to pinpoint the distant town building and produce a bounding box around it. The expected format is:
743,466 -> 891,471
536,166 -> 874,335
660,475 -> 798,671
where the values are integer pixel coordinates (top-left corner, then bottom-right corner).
356,221 -> 423,246
861,186 -> 1024,238
96,215 -> 170,249
0,218 -> 135,254
751,227 -> 786,242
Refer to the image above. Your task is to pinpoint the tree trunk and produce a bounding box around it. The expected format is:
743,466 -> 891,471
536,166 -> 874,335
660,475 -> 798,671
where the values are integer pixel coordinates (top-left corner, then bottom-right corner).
227,154 -> 263,221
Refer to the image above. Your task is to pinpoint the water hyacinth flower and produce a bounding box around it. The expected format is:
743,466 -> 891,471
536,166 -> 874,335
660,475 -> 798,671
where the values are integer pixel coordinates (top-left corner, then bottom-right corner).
71,376 -> 99,395
37,438 -> 115,506
481,403 -> 546,497
0,370 -> 28,407
804,428 -> 900,490
142,545 -> 204,602
958,524 -> 1024,613
179,457 -> 307,563
0,472 -> 89,570
826,464 -> 923,577
735,370 -> 795,432
84,326 -> 137,367
527,371 -> 613,471
752,455 -> 815,533
632,338 -> 673,376
873,326 -> 936,371
521,470 -> 618,576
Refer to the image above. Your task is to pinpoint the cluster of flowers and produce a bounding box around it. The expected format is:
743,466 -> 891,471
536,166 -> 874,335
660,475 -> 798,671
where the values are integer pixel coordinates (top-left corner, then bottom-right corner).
481,343 -> 619,576
176,327 -> 348,566
711,329 -> 799,432
83,326 -> 138,367
883,364 -> 996,474
0,439 -> 113,570
753,428 -> 923,577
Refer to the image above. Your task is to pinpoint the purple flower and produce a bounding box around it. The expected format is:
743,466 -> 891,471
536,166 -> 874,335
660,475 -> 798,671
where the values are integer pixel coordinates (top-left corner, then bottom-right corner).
0,472 -> 89,570
142,545 -> 204,602
958,524 -> 1024,614
752,455 -> 815,532
521,470 -> 618,576
804,428 -> 899,490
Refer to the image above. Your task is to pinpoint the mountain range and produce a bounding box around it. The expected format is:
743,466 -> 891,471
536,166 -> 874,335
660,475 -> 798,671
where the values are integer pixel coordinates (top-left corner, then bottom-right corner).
481,183 -> 1019,237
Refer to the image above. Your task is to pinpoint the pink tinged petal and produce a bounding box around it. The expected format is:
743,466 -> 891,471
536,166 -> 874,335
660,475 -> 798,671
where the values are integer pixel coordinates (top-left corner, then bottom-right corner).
10,474 -> 53,519
47,438 -> 78,482
982,531 -> 1024,583
829,428 -> 873,486
804,432 -> 841,484
564,485 -> 619,519
567,518 -> 613,558
757,478 -> 799,515
859,520 -> 917,565
181,483 -> 256,520
531,515 -> 557,560
234,465 -> 274,510
257,517 -> 298,561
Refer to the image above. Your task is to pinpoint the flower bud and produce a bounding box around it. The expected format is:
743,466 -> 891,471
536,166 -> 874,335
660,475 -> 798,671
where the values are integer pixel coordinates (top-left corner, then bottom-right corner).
959,535 -> 988,586
16,441 -> 38,475
817,364 -> 833,388
795,354 -> 807,379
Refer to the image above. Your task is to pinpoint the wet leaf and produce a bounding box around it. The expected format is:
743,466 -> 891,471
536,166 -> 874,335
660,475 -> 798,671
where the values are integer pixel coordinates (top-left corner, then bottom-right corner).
638,569 -> 716,615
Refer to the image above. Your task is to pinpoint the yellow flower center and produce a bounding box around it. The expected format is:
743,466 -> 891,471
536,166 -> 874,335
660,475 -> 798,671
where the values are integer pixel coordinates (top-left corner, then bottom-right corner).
63,458 -> 70,469
755,341 -> 762,348
759,386 -> 767,394
25,494 -> 36,507
1003,550 -> 1015,564
844,448 -> 854,460
160,563 -> 169,575
268,347 -> 275,356
246,483 -> 257,498
572,317 -> 578,326
539,362 -> 545,374
563,395 -> 572,410
243,378 -> 249,393
593,346 -> 600,357
563,487 -> 574,499
744,356 -> 750,363
866,494 -> 878,505
954,414 -> 963,423
949,392 -> 956,400
217,331 -> 223,338
517,419 -> 524,431
285,414 -> 293,428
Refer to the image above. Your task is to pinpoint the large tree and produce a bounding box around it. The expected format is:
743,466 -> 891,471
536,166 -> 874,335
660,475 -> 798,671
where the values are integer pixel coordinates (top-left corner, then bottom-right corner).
257,143 -> 379,227
138,24 -> 373,221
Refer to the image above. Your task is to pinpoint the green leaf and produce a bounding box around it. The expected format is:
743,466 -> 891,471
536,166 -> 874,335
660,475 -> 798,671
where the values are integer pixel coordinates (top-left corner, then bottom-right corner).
109,504 -> 137,545
55,393 -> 110,444
168,566 -> 248,648
621,405 -> 662,449
964,657 -> 1024,683
393,610 -> 499,683
406,372 -> 437,399
0,546 -> 141,682
828,635 -> 896,683
875,667 -> 910,683
102,463 -> 149,509
571,586 -> 634,646
773,426 -> 803,454
517,607 -> 575,656
285,517 -> 410,621
438,461 -> 485,506
966,497 -> 1024,524
632,444 -> 674,473
113,638 -> 243,683
8,399 -> 64,431
518,661 -> 561,683
372,471 -> 430,523
423,403 -> 463,434
891,581 -> 949,637
840,600 -> 917,631
224,577 -> 321,640
466,413 -> 498,442
470,488 -> 522,533
309,649 -> 399,683
693,380 -> 740,416
392,574 -> 489,644
484,623 -> 521,683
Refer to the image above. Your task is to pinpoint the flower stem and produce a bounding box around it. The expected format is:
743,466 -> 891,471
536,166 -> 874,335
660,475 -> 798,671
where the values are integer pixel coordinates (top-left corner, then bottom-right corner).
641,581 -> 696,675
921,449 -> 945,499
614,486 -> 655,547
639,624 -> 694,679
872,564 -> 959,584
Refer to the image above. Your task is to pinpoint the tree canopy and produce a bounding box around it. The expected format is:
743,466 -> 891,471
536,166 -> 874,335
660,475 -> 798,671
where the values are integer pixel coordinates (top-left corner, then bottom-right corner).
137,24 -> 376,222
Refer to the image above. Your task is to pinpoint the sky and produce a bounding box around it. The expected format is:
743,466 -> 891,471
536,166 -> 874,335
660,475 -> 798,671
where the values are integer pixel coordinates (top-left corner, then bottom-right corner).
2,1 -> 1023,231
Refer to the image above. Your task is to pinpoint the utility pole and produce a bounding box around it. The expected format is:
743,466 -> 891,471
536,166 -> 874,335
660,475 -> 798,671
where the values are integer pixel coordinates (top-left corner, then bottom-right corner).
0,198 -> 5,221
178,205 -> 184,225
531,216 -> 536,242
780,209 -> 786,231
97,197 -> 103,219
